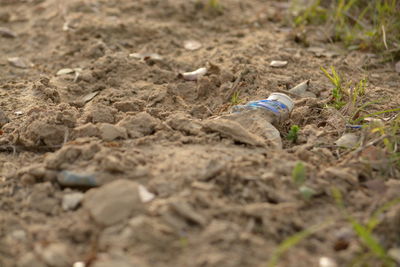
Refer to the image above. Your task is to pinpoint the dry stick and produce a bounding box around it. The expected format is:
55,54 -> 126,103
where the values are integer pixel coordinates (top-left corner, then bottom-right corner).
382,25 -> 388,50
350,134 -> 389,156
63,128 -> 69,145
343,11 -> 368,29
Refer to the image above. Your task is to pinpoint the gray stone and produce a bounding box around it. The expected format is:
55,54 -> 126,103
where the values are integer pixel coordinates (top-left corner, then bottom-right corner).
62,192 -> 84,211
83,180 -> 144,226
57,171 -> 98,188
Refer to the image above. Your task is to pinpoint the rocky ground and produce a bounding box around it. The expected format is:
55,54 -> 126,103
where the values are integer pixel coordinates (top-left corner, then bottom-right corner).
0,0 -> 399,266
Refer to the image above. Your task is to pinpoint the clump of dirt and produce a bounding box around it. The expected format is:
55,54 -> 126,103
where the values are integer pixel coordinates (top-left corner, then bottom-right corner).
1,0 -> 399,267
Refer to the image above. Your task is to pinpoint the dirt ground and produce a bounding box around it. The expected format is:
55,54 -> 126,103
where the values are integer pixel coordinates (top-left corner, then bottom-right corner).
1,0 -> 400,266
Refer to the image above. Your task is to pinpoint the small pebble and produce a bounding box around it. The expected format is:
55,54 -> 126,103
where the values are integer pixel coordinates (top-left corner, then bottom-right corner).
179,67 -> 207,81
129,52 -> 162,61
183,40 -> 202,51
73,262 -> 86,267
56,68 -> 75,75
0,27 -> 16,38
270,60 -> 288,68
138,185 -> 155,203
62,192 -> 84,211
319,257 -> 337,267
8,57 -> 33,68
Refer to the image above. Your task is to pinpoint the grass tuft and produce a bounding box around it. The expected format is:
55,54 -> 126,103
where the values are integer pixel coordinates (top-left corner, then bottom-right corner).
321,66 -> 347,109
230,90 -> 242,105
291,0 -> 400,59
321,65 -> 367,110
287,125 -> 300,143
292,161 -> 306,185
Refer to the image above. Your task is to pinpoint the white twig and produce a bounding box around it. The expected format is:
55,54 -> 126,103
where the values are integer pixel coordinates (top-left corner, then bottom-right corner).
63,128 -> 69,145
382,25 -> 388,50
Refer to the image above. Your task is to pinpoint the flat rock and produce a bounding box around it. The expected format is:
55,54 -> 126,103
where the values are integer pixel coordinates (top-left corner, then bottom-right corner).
98,123 -> 127,141
335,133 -> 359,148
288,80 -> 309,96
166,113 -> 202,135
220,110 -> 283,148
203,119 -> 265,146
83,179 -> 145,226
7,57 -> 33,68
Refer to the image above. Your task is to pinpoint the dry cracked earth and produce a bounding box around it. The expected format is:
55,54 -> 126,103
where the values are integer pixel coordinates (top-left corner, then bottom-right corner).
0,0 -> 400,267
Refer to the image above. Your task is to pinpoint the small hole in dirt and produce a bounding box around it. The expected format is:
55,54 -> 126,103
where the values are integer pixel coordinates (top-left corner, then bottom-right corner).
254,217 -> 262,226
358,173 -> 368,183
317,121 -> 327,127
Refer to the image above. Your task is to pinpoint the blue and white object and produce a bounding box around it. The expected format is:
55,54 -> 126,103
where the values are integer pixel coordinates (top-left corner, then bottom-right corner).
232,93 -> 294,120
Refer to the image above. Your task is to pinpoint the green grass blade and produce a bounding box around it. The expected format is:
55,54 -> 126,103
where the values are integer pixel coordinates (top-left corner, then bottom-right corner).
267,221 -> 333,267
287,125 -> 300,142
366,197 -> 400,232
353,108 -> 400,123
350,218 -> 387,259
320,66 -> 335,84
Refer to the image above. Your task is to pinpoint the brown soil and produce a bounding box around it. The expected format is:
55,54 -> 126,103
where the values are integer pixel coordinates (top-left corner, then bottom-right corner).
1,1 -> 399,266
